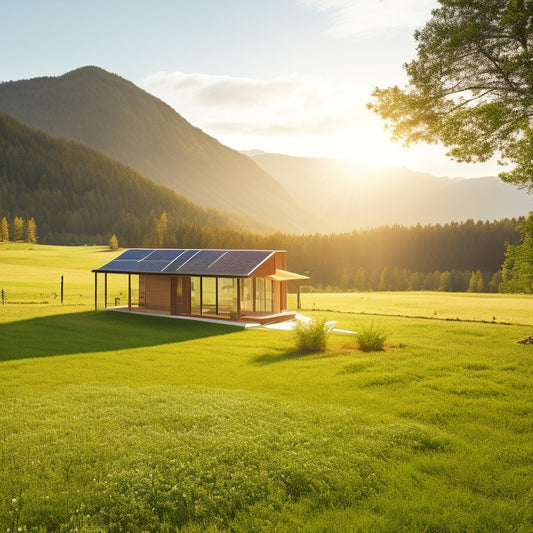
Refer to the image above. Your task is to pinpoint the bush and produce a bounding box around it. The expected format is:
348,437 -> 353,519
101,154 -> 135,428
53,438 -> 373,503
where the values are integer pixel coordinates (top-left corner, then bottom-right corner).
357,323 -> 387,352
293,317 -> 331,353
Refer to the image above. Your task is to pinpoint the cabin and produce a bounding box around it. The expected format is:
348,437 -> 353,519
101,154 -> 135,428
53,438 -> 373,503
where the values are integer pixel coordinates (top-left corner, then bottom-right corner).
93,248 -> 308,324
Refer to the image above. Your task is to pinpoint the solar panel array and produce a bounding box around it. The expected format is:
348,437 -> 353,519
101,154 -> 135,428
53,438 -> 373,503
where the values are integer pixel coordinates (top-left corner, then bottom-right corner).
95,249 -> 275,277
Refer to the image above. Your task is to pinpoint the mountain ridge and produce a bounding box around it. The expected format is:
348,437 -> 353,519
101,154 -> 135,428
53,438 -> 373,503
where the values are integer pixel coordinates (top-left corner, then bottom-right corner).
0,66 -> 316,233
249,152 -> 532,230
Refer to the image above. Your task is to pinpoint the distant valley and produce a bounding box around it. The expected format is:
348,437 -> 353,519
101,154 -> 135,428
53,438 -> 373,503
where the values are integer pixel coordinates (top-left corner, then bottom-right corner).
247,152 -> 532,231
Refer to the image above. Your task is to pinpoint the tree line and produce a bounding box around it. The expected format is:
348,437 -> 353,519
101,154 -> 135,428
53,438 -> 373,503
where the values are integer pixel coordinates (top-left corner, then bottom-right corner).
141,214 -> 522,293
0,215 -> 37,243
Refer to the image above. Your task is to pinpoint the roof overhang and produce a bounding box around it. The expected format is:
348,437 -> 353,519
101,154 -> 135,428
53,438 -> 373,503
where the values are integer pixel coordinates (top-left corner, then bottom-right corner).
266,269 -> 309,282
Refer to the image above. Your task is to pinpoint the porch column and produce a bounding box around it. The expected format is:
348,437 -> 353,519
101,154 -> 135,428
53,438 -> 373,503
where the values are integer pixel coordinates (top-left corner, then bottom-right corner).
236,278 -> 241,321
128,274 -> 132,310
104,273 -> 108,309
199,277 -> 203,316
94,272 -> 98,310
215,277 -> 219,315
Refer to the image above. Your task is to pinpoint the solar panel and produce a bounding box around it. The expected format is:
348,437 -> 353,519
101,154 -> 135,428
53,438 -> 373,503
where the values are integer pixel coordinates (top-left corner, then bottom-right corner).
94,249 -> 281,277
116,249 -> 152,260
144,249 -> 185,261
129,261 -> 170,273
163,249 -> 198,272
207,250 -> 272,277
174,250 -> 227,275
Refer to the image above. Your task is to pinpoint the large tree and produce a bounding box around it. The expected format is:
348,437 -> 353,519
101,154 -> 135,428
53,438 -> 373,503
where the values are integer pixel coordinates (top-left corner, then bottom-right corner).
369,0 -> 533,191
500,215 -> 533,292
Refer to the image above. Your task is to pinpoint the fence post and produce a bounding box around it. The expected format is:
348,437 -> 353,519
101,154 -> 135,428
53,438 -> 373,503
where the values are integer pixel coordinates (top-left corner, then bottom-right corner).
1,289 -> 4,306
61,275 -> 64,304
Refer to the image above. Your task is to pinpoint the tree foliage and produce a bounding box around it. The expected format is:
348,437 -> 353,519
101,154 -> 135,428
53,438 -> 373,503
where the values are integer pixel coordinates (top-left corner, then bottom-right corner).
500,214 -> 533,292
109,234 -> 119,251
0,217 -> 8,242
369,0 -> 533,190
26,217 -> 37,244
12,216 -> 24,241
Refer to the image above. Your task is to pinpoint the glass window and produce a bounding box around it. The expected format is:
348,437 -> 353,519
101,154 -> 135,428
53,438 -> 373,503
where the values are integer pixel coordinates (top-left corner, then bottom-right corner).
241,278 -> 253,312
190,276 -> 201,315
218,278 -> 235,317
202,277 -> 217,316
255,278 -> 273,313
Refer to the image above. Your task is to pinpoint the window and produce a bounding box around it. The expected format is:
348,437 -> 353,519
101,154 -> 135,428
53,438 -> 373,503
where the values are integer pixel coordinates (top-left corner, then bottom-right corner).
255,278 -> 273,313
202,277 -> 217,315
218,278 -> 235,317
190,276 -> 201,315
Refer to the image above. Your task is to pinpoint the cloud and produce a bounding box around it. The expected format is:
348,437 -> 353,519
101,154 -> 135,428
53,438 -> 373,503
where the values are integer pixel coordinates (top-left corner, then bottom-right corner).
300,0 -> 437,38
139,68 -> 504,176
140,71 -> 366,145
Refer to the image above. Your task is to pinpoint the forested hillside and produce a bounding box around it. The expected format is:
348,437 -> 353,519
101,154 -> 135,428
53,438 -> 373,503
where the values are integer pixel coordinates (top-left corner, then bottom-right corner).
0,66 -> 314,233
0,112 -> 250,245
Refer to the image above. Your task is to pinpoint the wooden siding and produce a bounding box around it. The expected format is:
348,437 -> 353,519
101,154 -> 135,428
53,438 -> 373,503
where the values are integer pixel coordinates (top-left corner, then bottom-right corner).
141,275 -> 171,312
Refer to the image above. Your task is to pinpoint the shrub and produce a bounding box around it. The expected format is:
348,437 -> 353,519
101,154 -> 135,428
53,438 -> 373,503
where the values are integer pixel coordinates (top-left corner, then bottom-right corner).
357,323 -> 387,352
293,317 -> 331,353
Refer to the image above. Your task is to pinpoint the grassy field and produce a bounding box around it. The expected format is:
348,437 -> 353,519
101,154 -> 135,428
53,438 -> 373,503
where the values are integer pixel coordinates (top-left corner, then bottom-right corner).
1,244 -> 532,532
290,291 -> 533,326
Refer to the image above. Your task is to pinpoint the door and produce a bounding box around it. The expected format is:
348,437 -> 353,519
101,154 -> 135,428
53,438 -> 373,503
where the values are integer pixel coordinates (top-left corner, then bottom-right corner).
171,276 -> 191,315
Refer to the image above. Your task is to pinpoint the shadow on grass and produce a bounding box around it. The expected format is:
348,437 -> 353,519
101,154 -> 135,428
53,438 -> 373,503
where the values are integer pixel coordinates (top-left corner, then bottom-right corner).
0,310 -> 239,362
252,349 -> 323,365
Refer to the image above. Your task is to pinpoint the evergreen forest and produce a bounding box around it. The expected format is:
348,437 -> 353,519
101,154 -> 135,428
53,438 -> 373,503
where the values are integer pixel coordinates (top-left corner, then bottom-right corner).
0,112 -> 251,245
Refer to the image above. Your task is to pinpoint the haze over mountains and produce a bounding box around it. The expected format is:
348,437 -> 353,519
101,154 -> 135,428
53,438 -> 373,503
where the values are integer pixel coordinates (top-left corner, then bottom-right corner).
0,65 -> 530,236
248,153 -> 532,231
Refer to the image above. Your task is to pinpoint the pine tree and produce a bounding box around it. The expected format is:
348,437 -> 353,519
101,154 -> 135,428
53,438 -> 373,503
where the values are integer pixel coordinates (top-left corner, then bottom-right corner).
467,270 -> 484,293
155,211 -> 168,248
13,216 -> 24,241
475,270 -> 484,293
26,217 -> 37,244
0,217 -> 9,242
109,233 -> 119,250
489,271 -> 503,293
438,271 -> 452,292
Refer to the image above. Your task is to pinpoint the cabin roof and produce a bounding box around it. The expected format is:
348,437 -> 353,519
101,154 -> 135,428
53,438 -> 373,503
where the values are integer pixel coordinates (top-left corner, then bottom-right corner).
93,248 -> 281,277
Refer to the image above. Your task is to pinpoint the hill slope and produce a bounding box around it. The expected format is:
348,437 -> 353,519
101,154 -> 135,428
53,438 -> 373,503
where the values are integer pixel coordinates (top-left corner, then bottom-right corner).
0,66 -> 314,233
0,112 -> 249,245
249,153 -> 532,230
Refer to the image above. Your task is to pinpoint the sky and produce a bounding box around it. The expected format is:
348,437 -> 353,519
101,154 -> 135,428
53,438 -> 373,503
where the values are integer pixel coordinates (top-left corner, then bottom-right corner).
1,0 -> 504,178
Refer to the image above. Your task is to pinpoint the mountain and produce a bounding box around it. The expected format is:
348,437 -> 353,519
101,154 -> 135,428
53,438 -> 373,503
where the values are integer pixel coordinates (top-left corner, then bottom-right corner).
0,66 -> 314,233
249,153 -> 532,230
0,112 -> 250,245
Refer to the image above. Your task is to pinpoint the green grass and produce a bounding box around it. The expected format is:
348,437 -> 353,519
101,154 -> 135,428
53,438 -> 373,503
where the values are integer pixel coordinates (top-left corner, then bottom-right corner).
291,291 -> 533,325
1,245 -> 533,531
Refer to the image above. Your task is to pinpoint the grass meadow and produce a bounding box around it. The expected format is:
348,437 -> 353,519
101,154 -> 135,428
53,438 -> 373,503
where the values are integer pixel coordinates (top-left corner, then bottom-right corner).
1,244 -> 532,532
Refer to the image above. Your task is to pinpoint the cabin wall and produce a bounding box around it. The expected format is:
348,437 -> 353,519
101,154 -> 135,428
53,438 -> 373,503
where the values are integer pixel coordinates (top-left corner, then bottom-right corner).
252,255 -> 275,278
140,275 -> 171,312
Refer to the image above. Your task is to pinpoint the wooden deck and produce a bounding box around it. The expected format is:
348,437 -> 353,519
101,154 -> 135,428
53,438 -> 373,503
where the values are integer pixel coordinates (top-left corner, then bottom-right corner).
240,311 -> 296,325
109,306 -> 296,326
